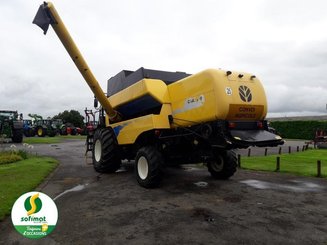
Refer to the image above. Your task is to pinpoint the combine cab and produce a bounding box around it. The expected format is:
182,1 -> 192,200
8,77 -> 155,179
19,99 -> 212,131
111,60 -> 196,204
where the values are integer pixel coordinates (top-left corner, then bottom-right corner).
33,2 -> 284,188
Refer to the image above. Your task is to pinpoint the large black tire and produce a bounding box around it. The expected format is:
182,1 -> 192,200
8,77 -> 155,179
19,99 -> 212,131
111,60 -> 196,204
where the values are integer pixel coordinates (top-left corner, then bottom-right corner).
60,127 -> 67,135
36,126 -> 46,137
48,129 -> 57,137
28,128 -> 35,137
207,150 -> 237,180
12,129 -> 23,143
135,146 -> 163,188
92,127 -> 121,173
71,128 -> 77,136
24,130 -> 30,137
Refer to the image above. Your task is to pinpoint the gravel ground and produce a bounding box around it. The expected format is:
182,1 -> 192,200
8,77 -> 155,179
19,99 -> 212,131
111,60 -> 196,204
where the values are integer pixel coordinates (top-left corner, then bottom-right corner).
0,139 -> 326,245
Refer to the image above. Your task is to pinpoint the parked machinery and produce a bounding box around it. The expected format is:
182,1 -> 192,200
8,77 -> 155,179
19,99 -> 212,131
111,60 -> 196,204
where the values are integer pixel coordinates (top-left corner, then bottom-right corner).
23,119 -> 35,137
33,2 -> 284,187
0,110 -> 23,143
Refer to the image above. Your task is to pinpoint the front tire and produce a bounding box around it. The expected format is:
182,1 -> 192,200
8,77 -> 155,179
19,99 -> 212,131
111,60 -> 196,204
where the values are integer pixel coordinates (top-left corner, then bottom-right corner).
28,128 -> 35,137
92,127 -> 121,173
135,146 -> 163,188
48,129 -> 57,137
60,127 -> 67,135
71,128 -> 77,135
207,150 -> 237,179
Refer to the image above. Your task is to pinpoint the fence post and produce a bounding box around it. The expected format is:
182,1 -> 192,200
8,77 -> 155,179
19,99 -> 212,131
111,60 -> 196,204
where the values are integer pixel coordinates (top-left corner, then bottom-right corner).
278,147 -> 282,155
288,146 -> 291,154
264,148 -> 268,156
317,160 -> 321,177
302,145 -> 305,151
238,154 -> 241,168
248,148 -> 251,157
275,157 -> 280,172
297,146 -> 299,152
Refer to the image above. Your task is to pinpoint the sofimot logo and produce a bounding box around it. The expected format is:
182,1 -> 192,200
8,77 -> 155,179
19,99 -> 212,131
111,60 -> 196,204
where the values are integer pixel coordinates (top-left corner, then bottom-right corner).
11,192 -> 58,239
25,193 -> 42,216
239,86 -> 252,102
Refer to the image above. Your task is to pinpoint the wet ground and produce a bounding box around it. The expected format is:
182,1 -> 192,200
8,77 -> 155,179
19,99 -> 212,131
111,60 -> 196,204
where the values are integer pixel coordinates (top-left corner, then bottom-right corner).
1,140 -> 327,245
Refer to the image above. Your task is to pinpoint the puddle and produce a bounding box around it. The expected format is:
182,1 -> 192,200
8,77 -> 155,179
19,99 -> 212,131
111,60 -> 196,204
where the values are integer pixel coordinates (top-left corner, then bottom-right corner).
194,181 -> 208,187
183,167 -> 196,171
116,166 -> 127,173
50,144 -> 61,150
53,184 -> 88,201
240,179 -> 324,193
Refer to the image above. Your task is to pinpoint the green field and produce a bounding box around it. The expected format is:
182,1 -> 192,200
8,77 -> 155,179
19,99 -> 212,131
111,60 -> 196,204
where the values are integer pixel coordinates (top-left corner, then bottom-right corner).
241,149 -> 327,178
23,135 -> 86,144
0,157 -> 58,220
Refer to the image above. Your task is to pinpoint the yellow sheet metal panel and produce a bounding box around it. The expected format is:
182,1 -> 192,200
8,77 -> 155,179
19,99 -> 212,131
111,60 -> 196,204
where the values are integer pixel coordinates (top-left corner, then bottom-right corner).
108,79 -> 170,108
223,71 -> 268,120
168,70 -> 216,126
152,104 -> 173,128
168,69 -> 267,126
114,115 -> 154,144
109,104 -> 172,145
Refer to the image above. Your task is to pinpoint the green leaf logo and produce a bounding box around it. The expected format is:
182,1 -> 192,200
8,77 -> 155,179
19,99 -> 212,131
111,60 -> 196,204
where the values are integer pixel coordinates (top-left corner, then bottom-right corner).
239,86 -> 252,102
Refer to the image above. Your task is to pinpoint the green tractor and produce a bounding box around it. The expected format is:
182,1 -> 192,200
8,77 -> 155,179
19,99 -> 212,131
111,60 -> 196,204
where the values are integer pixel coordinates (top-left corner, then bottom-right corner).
0,110 -> 24,143
28,113 -> 59,137
34,119 -> 59,137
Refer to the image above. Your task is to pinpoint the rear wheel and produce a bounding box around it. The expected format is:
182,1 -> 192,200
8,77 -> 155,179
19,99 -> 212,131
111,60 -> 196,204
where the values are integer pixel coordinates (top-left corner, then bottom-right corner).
12,129 -> 23,143
135,146 -> 163,188
92,127 -> 121,173
207,150 -> 237,179
36,126 -> 46,137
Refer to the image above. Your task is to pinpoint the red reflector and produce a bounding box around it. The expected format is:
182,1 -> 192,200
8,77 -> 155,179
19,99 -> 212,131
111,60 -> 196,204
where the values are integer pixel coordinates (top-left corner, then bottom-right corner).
154,130 -> 161,136
228,122 -> 236,129
257,122 -> 263,129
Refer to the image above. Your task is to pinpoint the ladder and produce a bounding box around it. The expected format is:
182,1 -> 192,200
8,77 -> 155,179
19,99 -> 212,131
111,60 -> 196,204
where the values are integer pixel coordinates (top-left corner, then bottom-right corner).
85,133 -> 94,155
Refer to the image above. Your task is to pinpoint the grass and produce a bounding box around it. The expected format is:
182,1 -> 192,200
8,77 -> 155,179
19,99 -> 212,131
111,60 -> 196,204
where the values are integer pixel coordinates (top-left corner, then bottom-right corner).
0,152 -> 23,164
241,149 -> 327,178
0,157 -> 58,220
23,135 -> 86,144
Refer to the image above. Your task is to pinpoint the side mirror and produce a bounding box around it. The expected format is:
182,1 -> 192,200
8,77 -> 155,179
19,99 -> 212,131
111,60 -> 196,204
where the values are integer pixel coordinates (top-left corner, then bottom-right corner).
94,98 -> 98,108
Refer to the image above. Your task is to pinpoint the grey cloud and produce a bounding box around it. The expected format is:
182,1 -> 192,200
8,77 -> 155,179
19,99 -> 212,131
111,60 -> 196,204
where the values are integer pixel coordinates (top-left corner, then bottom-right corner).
0,0 -> 327,119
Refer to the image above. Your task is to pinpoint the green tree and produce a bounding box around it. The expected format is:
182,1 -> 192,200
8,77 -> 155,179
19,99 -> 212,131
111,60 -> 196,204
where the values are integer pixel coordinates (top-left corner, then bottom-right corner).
53,110 -> 84,128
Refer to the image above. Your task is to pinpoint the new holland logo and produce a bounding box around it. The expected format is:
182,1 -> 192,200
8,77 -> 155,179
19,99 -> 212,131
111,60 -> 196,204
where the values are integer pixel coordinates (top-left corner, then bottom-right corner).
239,86 -> 252,102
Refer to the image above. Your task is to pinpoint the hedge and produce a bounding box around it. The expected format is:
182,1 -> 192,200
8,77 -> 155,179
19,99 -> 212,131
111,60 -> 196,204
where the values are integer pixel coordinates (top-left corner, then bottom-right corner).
270,121 -> 327,140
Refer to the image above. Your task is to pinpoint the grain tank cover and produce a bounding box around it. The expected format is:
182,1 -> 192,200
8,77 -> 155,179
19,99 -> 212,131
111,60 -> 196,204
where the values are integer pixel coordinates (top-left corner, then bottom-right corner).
107,67 -> 191,97
168,69 -> 268,126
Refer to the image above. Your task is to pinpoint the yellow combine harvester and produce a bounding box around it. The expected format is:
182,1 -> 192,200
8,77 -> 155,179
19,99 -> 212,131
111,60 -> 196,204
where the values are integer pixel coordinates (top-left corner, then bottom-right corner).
33,2 -> 283,188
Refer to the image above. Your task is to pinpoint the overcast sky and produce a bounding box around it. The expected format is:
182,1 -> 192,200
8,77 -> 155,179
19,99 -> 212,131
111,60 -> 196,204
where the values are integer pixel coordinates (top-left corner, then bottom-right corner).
1,0 -> 327,119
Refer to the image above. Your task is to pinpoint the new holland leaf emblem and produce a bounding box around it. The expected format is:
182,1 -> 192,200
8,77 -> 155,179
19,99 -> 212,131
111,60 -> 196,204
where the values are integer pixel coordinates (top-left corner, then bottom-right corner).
239,86 -> 252,102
